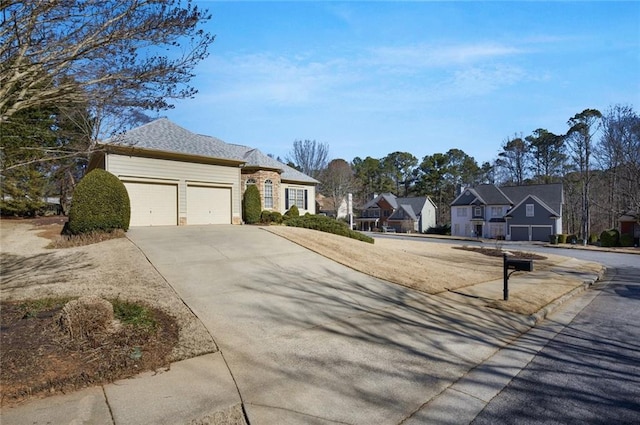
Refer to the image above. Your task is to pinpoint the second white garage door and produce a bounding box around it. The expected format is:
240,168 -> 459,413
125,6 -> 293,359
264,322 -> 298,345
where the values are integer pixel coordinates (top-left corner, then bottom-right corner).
124,182 -> 178,226
187,186 -> 231,225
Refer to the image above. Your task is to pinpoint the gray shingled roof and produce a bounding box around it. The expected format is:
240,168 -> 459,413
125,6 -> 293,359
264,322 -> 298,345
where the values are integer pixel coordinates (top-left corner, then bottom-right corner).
451,183 -> 562,215
471,184 -> 511,205
103,118 -> 318,184
501,184 -> 563,216
362,193 -> 398,210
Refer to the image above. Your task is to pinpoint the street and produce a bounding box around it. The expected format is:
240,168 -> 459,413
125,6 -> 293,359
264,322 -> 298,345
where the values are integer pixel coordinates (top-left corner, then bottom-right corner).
375,234 -> 640,424
471,265 -> 640,424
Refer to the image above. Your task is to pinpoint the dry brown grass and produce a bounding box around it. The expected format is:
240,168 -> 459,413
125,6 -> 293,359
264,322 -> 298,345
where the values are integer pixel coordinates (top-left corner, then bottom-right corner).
265,226 -> 601,315
47,229 -> 126,249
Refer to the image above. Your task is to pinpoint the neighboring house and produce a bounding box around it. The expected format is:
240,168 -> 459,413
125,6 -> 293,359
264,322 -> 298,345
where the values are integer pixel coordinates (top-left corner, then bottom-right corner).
316,194 -> 348,219
89,118 -> 318,226
619,210 -> 639,246
356,193 -> 437,233
450,183 -> 563,241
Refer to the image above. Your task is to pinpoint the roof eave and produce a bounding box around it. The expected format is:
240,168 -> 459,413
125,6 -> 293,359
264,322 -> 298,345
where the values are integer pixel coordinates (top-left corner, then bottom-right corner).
102,144 -> 246,167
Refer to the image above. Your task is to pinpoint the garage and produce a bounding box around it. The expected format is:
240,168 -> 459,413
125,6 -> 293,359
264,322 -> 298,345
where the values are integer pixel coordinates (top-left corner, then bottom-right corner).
531,226 -> 553,242
187,185 -> 231,225
510,225 -> 553,242
510,226 -> 529,241
124,182 -> 178,226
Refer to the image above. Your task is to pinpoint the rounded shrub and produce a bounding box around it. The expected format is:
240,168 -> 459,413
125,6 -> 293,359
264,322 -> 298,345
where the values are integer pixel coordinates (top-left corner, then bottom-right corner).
284,205 -> 300,218
600,229 -> 620,247
270,211 -> 283,224
68,169 -> 130,234
588,234 -> 599,245
567,234 -> 578,244
260,210 -> 273,224
242,185 -> 261,224
557,234 -> 567,244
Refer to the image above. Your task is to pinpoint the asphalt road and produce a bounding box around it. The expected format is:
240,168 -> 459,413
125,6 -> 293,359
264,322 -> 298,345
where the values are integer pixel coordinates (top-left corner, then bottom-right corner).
471,265 -> 640,424
375,234 -> 640,424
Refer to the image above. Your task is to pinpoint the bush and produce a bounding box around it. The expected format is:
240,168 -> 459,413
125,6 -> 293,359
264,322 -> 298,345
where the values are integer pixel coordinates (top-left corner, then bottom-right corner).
588,234 -> 599,245
242,185 -> 261,224
549,234 -> 558,244
425,224 -> 451,235
285,214 -> 374,244
284,204 -> 300,218
567,234 -> 578,244
557,234 -> 567,244
620,233 -> 634,247
68,169 -> 130,234
600,229 -> 620,247
260,210 -> 283,225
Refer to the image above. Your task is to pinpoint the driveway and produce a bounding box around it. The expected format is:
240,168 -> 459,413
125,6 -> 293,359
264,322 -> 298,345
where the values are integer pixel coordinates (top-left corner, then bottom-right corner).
128,226 -> 532,424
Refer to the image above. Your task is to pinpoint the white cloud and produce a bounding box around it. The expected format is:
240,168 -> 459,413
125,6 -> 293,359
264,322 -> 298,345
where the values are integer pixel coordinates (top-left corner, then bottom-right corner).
367,43 -> 523,71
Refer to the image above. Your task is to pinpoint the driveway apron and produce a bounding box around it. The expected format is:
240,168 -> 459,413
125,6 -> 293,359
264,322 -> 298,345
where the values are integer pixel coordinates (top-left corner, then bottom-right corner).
127,226 -> 531,424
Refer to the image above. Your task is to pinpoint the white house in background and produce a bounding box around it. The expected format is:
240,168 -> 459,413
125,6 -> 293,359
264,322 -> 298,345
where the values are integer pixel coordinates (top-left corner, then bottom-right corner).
450,183 -> 563,241
89,118 -> 318,226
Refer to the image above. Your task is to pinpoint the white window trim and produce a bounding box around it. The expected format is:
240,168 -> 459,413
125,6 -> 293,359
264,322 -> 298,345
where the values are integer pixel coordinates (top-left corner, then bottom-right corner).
526,204 -> 534,217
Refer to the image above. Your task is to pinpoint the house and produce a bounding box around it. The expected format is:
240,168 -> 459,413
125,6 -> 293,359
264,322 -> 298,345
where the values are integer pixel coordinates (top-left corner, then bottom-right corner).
356,193 -> 437,233
619,210 -> 639,246
316,194 -> 348,219
450,183 -> 563,241
88,118 -> 318,226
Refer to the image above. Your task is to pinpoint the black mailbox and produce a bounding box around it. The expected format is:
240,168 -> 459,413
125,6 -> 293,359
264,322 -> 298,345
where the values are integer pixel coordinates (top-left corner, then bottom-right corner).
506,258 -> 533,272
503,254 -> 534,301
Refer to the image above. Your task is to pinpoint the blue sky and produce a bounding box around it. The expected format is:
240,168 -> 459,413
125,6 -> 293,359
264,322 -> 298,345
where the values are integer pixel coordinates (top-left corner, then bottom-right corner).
164,1 -> 640,165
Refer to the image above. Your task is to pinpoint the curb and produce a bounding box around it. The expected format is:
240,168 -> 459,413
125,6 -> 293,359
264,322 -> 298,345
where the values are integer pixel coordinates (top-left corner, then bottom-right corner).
528,265 -> 607,325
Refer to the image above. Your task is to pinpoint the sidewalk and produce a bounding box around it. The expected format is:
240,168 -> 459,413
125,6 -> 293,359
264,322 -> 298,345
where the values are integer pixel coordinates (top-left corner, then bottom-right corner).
1,231 -> 605,425
1,353 -> 246,425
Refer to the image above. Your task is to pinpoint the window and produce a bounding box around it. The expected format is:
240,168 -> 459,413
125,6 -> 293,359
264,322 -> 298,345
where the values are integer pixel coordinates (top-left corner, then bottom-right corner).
264,179 -> 273,209
245,178 -> 256,190
526,204 -> 534,217
457,207 -> 468,217
286,188 -> 307,209
474,206 -> 482,217
491,206 -> 503,217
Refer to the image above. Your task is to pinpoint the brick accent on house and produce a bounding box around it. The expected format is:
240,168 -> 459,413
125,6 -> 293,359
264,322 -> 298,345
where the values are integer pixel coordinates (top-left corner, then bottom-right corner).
241,170 -> 282,212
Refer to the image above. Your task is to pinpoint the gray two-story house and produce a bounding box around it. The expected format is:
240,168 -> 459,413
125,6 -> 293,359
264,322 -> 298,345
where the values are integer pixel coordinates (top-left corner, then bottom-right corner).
450,183 -> 563,241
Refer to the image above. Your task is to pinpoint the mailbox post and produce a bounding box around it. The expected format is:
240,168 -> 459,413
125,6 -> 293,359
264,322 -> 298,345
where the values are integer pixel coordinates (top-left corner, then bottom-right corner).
503,253 -> 534,301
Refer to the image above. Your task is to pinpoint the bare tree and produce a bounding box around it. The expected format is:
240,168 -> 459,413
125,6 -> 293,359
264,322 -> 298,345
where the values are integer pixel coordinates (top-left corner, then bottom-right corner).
595,105 -> 640,227
0,0 -> 214,123
319,159 -> 356,217
566,108 -> 602,241
496,134 -> 530,185
286,139 -> 329,179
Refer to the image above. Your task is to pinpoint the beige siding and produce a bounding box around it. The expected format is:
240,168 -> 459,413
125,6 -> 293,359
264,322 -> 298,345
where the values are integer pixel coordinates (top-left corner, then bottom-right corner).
281,183 -> 316,215
106,154 -> 241,224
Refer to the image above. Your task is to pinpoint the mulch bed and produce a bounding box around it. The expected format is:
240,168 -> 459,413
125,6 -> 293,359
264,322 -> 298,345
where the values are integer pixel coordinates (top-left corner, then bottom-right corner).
453,246 -> 547,260
0,301 -> 179,407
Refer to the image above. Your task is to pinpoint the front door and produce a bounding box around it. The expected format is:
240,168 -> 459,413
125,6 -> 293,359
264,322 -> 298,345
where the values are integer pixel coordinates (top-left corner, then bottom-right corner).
475,224 -> 483,238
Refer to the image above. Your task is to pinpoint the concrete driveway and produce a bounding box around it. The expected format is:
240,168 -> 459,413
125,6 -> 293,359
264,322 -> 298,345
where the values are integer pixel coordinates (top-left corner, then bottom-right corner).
128,226 -> 532,424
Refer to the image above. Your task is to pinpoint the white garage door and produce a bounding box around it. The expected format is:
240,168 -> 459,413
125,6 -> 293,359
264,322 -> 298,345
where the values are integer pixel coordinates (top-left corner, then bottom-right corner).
124,182 -> 177,226
187,186 -> 231,225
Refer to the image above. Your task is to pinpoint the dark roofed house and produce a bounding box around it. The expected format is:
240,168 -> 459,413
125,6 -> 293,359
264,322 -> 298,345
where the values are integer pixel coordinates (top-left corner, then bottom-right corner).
89,118 -> 318,226
451,183 -> 563,241
356,193 -> 437,233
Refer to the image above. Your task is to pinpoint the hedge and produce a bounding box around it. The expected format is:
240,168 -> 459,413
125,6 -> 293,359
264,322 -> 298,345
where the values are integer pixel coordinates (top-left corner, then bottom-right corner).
284,214 -> 374,244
